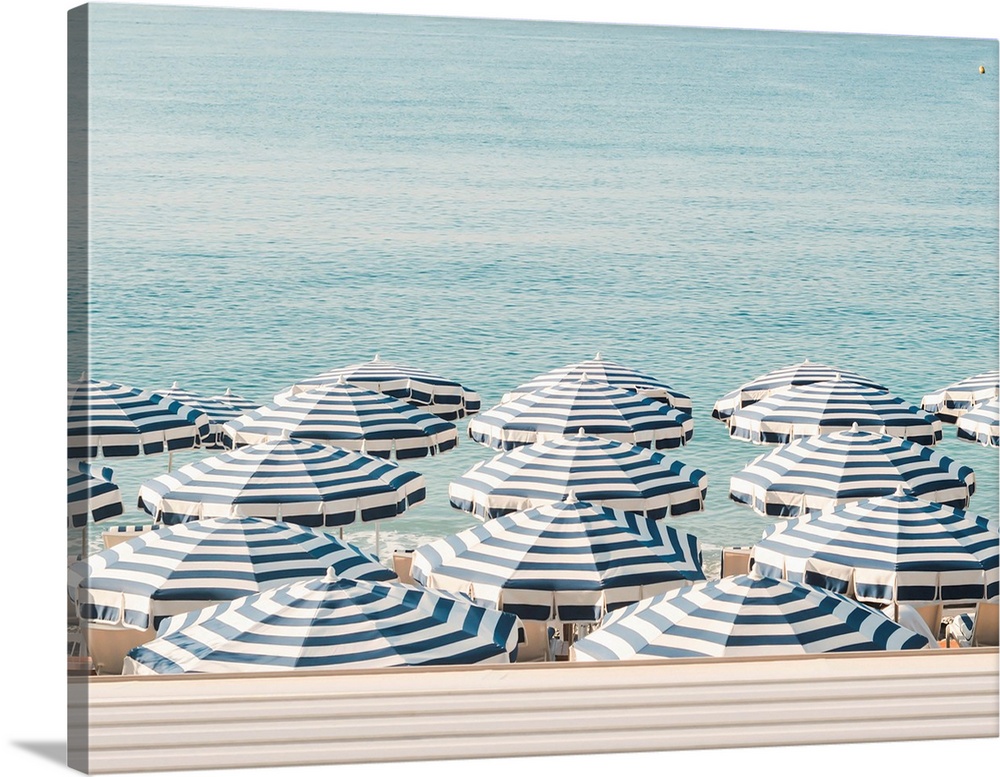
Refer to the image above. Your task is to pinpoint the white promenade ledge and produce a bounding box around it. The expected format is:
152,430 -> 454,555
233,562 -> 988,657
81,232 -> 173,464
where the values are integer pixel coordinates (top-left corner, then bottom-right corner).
73,648 -> 999,774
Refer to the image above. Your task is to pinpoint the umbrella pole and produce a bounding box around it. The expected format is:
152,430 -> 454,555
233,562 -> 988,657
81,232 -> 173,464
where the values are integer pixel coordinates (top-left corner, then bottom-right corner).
167,451 -> 174,472
375,523 -> 381,559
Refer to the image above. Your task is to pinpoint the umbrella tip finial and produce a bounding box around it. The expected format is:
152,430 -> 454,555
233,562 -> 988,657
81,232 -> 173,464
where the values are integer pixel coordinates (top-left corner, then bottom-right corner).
580,371 -> 590,382
337,374 -> 347,385
577,427 -> 587,437
594,351 -> 602,360
79,371 -> 87,381
894,484 -> 907,497
565,490 -> 578,504
171,380 -> 180,389
373,353 -> 381,362
224,387 -> 233,396
803,358 -> 810,364
851,421 -> 860,432
834,372 -> 842,382
279,428 -> 291,441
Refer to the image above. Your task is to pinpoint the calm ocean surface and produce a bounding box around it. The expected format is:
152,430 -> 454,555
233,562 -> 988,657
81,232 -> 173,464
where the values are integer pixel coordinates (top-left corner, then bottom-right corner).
80,4 -> 999,573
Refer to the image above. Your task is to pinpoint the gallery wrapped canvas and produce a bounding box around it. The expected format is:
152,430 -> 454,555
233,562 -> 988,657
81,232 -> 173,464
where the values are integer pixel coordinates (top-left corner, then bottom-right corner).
60,1 -> 998,774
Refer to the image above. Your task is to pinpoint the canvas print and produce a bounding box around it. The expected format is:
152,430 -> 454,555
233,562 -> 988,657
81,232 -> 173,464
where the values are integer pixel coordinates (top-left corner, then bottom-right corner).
67,3 -> 999,773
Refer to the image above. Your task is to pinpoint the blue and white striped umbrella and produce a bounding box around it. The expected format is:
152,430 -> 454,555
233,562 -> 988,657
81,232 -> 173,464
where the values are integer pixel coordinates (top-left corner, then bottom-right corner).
956,396 -> 999,448
208,387 -> 262,414
501,352 -> 692,412
727,380 -> 942,446
68,516 -> 396,630
155,382 -> 256,449
67,375 -> 212,460
469,378 -> 694,452
751,489 -> 1000,606
121,573 -> 520,674
571,575 -> 931,660
921,370 -> 1000,423
712,360 -> 887,423
729,424 -> 976,518
67,461 -> 123,529
450,432 -> 708,520
137,436 -> 425,527
222,379 -> 458,459
411,497 -> 705,623
276,354 -> 481,420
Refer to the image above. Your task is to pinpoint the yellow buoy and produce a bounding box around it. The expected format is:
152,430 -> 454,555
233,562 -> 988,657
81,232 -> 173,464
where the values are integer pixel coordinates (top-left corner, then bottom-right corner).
980,65 -> 986,74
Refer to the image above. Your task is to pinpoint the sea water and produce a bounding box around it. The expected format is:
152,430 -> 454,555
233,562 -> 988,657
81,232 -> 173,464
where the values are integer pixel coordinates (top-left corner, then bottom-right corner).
79,4 -> 1000,573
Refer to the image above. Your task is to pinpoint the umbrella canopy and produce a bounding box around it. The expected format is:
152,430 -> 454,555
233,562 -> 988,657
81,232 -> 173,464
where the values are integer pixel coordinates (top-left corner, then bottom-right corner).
411,497 -> 705,623
69,516 -> 396,631
469,378 -> 693,452
727,380 -> 942,446
155,382 -> 255,449
751,489 -> 999,606
956,396 -> 999,448
921,370 -> 1000,423
208,387 -> 261,413
222,379 -> 458,459
449,432 -> 708,521
712,360 -> 887,423
729,424 -> 976,518
275,354 -> 481,420
137,436 -> 426,527
122,573 -> 521,674
67,375 -> 212,459
571,575 -> 931,661
501,352 -> 692,411
67,461 -> 123,529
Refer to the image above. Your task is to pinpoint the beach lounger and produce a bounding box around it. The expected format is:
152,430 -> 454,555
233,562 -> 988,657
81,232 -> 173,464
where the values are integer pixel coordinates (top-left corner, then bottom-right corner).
969,602 -> 999,647
912,603 -> 945,641
894,603 -> 943,647
68,555 -> 81,624
87,623 -> 158,675
721,546 -> 752,577
945,602 -> 999,648
392,550 -> 415,585
515,620 -> 551,662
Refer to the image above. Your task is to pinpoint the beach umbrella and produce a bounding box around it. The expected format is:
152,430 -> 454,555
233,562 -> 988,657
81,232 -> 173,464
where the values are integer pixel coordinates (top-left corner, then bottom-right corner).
712,360 -> 887,423
449,432 -> 708,520
501,352 -> 692,411
137,435 -> 425,528
154,382 -> 255,449
222,378 -> 458,459
275,354 -> 481,420
727,380 -> 942,446
411,496 -> 705,623
469,377 -> 693,452
571,575 -> 931,661
751,488 -> 999,606
956,396 -> 999,448
67,374 -> 211,460
729,424 -> 975,518
208,387 -> 262,414
67,461 -> 123,529
69,516 -> 396,631
121,573 -> 521,674
921,370 -> 1000,423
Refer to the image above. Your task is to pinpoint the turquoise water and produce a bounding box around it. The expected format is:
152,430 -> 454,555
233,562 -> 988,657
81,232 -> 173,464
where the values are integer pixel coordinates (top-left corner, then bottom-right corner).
80,4 -> 999,573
